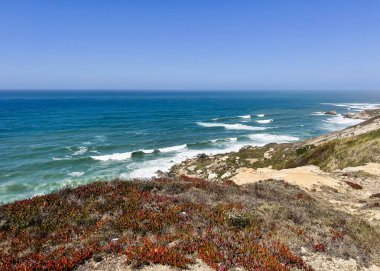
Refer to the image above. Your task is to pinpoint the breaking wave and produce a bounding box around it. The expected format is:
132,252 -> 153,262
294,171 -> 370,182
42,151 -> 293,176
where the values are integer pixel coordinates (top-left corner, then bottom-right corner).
256,119 -> 273,124
91,152 -> 133,161
321,103 -> 380,110
321,115 -> 363,131
196,122 -> 267,131
247,134 -> 299,145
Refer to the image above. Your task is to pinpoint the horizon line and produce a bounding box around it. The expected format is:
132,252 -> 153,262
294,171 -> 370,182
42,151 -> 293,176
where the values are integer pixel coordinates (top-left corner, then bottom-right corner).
1,89 -> 379,92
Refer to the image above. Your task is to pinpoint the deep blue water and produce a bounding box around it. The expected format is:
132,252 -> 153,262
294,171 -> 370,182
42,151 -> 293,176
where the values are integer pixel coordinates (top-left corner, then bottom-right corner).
1,90 -> 379,203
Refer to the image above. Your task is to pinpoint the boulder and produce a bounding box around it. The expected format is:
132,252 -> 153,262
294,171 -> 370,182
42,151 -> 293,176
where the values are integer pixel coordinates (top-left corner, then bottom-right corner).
197,153 -> 208,159
187,165 -> 196,172
208,172 -> 218,179
324,111 -> 338,116
221,172 -> 232,179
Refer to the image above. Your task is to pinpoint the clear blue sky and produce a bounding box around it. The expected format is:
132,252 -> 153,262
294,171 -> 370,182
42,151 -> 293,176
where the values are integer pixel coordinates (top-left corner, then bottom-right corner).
0,0 -> 379,90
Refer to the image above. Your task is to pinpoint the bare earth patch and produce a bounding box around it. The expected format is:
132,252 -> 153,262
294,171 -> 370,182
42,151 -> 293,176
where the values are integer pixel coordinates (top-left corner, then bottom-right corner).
300,247 -> 380,271
77,258 -> 213,271
230,163 -> 380,228
339,163 -> 380,176
230,165 -> 340,190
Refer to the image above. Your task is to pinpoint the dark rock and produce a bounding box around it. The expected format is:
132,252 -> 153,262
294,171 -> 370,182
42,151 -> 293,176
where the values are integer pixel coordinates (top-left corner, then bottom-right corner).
196,153 -> 208,159
324,111 -> 338,116
93,254 -> 103,262
342,113 -> 354,118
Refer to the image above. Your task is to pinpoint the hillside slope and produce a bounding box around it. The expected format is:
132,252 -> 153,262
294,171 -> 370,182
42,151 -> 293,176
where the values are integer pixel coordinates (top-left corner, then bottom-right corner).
1,116 -> 380,271
1,177 -> 379,271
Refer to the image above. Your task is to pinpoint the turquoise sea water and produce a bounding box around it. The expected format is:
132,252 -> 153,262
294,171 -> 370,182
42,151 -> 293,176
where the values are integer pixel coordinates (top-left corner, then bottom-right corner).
1,90 -> 380,203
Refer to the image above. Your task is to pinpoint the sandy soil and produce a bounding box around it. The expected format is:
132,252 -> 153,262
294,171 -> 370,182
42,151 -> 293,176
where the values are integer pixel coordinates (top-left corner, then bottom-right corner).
300,247 -> 380,271
231,163 -> 380,228
77,258 -> 213,271
231,165 -> 340,190
339,162 -> 380,176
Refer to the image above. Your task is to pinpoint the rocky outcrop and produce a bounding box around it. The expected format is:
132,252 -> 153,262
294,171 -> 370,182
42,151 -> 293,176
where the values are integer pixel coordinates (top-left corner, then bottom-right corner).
343,109 -> 380,120
324,110 -> 338,116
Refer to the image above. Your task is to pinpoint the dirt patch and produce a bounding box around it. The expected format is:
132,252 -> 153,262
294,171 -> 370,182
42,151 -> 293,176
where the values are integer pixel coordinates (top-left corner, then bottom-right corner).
231,165 -> 340,190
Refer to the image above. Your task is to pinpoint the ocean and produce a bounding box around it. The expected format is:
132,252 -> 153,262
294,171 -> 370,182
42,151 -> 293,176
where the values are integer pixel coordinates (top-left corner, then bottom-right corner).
1,90 -> 380,203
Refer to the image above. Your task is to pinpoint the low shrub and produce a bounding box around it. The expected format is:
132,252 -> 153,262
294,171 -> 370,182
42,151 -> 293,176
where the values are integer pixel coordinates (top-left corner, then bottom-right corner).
1,177 -> 379,270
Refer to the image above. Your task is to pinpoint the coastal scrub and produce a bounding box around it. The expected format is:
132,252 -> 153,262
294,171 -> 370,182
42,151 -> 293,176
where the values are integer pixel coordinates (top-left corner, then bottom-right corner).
1,176 -> 379,270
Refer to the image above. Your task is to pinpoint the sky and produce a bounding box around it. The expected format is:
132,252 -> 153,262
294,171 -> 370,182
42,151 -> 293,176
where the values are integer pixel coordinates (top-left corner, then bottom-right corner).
0,0 -> 379,91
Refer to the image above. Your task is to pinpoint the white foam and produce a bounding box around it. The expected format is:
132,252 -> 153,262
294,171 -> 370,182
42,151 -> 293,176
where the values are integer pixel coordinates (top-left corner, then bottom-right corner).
139,149 -> 155,154
125,146 -> 245,179
72,146 -> 88,155
91,145 -> 186,162
197,122 -> 266,131
257,114 -> 265,117
124,137 -> 255,179
322,115 -> 363,131
213,115 -> 251,121
256,119 -> 273,124
311,112 -> 325,116
68,172 -> 84,177
248,134 -> 299,146
52,156 -> 71,161
158,144 -> 187,153
321,103 -> 380,110
91,152 -> 133,161
123,133 -> 300,179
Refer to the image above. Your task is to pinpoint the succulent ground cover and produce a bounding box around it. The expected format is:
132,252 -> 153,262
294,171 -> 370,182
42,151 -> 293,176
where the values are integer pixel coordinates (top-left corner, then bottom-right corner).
1,175 -> 379,270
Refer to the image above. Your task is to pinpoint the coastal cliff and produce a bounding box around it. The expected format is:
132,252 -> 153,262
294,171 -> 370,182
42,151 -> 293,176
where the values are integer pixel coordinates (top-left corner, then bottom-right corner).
170,114 -> 380,178
1,112 -> 380,271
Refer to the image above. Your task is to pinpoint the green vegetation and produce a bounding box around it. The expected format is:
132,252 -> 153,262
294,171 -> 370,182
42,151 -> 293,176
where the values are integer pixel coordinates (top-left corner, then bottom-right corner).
2,125 -> 380,270
1,176 -> 379,270
289,129 -> 380,170
224,143 -> 297,170
189,128 -> 380,176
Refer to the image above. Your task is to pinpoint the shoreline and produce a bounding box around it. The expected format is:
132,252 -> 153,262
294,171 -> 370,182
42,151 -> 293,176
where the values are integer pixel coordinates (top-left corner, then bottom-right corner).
1,108 -> 380,271
164,108 -> 380,178
1,107 -> 378,204
168,109 -> 380,181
